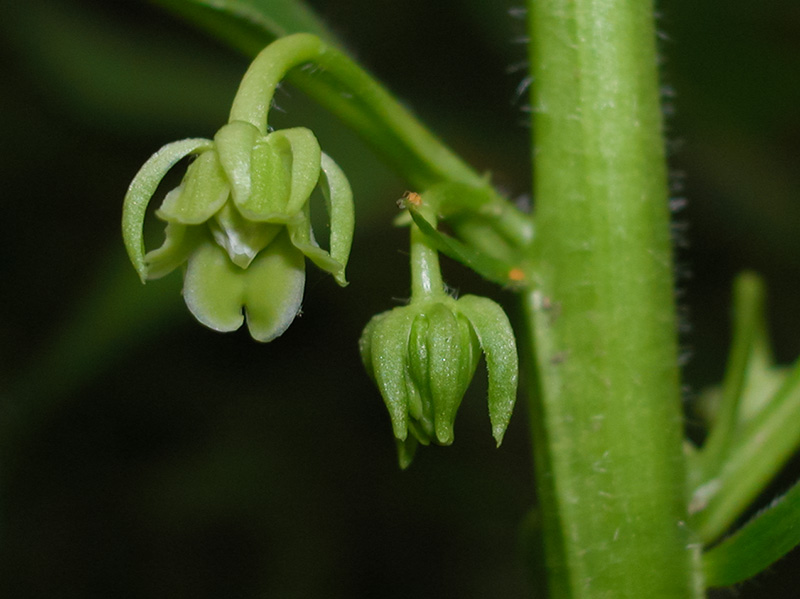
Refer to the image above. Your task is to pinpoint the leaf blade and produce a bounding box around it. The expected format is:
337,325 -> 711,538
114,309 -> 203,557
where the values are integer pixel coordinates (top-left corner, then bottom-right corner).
704,477 -> 800,587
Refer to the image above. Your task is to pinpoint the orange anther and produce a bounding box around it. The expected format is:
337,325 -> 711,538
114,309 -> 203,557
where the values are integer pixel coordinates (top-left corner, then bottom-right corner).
508,267 -> 526,282
403,191 -> 423,206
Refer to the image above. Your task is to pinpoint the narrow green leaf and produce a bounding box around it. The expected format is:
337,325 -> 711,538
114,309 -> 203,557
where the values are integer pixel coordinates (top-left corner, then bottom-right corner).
704,477 -> 800,587
151,0 -> 342,57
407,206 -> 521,288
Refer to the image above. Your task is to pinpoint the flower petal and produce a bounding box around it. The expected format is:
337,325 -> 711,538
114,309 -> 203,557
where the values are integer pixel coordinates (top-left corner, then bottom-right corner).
241,230 -> 306,342
145,223 -> 205,280
239,127 -> 321,223
183,240 -> 246,333
456,295 -> 519,446
425,302 -> 467,445
407,312 -> 435,434
156,150 -> 230,224
239,136 -> 292,220
122,138 -> 213,281
274,127 -> 322,216
209,202 -> 282,268
214,120 -> 260,206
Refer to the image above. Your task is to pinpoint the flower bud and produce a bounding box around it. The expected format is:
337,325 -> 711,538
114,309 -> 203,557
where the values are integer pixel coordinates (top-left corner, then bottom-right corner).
360,295 -> 518,468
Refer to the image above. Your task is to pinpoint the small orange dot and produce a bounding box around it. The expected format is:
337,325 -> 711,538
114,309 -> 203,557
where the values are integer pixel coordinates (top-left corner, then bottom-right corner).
404,191 -> 423,206
508,267 -> 525,282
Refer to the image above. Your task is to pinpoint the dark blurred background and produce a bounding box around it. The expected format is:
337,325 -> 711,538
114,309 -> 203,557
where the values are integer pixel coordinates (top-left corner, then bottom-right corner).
1,0 -> 799,597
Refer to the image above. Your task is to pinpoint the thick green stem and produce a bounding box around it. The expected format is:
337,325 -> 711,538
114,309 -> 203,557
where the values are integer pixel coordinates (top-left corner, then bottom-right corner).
524,0 -> 702,596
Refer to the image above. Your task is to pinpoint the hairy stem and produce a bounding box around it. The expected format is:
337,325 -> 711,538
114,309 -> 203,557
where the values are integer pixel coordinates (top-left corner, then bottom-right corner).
523,0 -> 703,596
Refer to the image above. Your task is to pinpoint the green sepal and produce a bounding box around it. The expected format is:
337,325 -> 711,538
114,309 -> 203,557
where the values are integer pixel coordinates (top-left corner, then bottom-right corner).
214,120 -> 260,208
182,230 -> 305,342
156,149 -> 230,224
285,153 -> 353,286
319,153 -> 354,286
286,202 -> 343,278
122,137 -> 214,281
365,308 -> 415,440
456,294 -> 519,445
407,206 -> 522,288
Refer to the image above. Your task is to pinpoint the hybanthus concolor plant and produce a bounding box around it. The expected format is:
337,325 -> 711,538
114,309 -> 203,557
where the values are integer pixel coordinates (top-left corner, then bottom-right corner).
118,22 -> 800,595
120,34 -> 521,467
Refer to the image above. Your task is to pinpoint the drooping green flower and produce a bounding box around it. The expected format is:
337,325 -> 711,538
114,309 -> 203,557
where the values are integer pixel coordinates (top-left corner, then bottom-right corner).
122,121 -> 354,342
359,294 -> 518,468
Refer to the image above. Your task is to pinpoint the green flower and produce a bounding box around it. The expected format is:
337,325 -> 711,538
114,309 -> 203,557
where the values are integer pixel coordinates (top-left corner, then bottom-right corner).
122,121 -> 354,342
359,294 -> 518,468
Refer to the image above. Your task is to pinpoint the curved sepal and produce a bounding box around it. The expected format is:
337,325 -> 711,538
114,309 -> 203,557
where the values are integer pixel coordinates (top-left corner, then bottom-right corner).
456,294 -> 519,445
319,152 -> 354,286
122,138 -> 214,281
286,203 -> 343,279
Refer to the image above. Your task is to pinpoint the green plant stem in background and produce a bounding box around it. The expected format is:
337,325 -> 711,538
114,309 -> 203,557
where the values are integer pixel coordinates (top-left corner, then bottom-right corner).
523,0 -> 703,596
693,272 -> 765,483
691,358 -> 800,542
